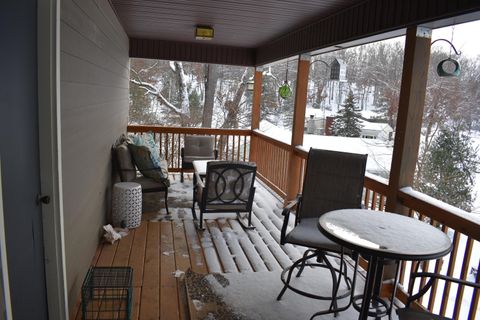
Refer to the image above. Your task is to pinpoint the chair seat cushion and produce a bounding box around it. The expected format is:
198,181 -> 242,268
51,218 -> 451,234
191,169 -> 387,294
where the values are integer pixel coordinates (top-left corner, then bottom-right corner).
397,308 -> 449,320
133,176 -> 167,192
285,218 -> 348,253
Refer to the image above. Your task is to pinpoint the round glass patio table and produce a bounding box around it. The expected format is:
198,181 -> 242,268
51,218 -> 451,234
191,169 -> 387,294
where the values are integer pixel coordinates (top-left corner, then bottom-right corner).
318,209 -> 452,320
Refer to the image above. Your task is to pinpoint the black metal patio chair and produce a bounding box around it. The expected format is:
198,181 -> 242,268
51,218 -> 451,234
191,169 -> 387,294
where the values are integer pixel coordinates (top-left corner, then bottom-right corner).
397,265 -> 480,320
191,161 -> 256,230
278,148 -> 367,318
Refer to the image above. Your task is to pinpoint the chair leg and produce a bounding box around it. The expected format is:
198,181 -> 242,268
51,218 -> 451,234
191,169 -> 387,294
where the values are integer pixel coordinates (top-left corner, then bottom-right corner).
191,200 -> 198,220
322,252 -> 340,315
198,210 -> 204,230
296,249 -> 314,277
236,212 -> 255,230
164,190 -> 169,215
277,250 -> 319,301
181,169 -> 184,183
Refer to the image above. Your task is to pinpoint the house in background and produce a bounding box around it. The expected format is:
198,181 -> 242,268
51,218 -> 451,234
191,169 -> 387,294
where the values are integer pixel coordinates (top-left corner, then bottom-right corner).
1,0 -> 479,319
359,120 -> 394,140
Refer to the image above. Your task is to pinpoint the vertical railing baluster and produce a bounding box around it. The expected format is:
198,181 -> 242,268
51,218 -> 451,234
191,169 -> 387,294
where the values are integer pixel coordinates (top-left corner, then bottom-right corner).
379,195 -> 385,211
164,133 -> 169,167
468,258 -> 480,319
243,136 -> 247,161
177,133 -> 181,169
364,189 -> 371,208
232,135 -> 236,161
159,133 -> 163,158
226,135 -> 230,160
237,136 -> 241,161
428,224 -> 449,311
219,135 -> 224,160
440,231 -> 461,317
452,237 -> 474,319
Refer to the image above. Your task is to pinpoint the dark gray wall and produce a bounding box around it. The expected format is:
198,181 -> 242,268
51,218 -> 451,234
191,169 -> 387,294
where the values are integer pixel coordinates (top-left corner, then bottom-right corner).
0,1 -> 49,319
60,0 -> 130,314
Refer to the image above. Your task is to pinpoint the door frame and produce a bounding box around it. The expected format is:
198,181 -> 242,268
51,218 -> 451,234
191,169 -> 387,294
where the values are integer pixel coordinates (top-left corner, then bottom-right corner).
0,161 -> 13,320
37,0 -> 68,318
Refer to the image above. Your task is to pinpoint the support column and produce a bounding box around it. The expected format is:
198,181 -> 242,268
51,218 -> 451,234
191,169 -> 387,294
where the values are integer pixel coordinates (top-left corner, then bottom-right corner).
249,67 -> 263,162
286,54 -> 310,201
385,26 -> 432,213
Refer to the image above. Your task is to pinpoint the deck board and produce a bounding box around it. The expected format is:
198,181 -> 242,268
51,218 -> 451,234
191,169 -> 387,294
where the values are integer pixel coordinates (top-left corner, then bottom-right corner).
140,222 -> 160,320
129,223 -> 147,287
159,222 -> 179,320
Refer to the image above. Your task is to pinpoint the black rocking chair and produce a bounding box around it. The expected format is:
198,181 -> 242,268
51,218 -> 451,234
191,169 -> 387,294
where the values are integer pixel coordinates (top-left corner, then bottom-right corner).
192,161 -> 256,230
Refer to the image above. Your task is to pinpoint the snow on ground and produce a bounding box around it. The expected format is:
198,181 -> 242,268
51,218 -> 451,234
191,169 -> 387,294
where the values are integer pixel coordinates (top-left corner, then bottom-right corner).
260,119 -> 393,178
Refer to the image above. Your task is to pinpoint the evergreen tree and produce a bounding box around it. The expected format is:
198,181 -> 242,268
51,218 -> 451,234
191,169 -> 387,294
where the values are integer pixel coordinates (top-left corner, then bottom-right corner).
331,91 -> 362,137
416,126 -> 479,211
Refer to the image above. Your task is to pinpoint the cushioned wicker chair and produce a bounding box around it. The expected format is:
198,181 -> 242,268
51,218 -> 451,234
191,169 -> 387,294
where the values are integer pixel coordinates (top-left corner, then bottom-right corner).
192,161 -> 256,230
278,148 -> 367,318
112,143 -> 169,214
181,135 -> 218,183
397,266 -> 480,320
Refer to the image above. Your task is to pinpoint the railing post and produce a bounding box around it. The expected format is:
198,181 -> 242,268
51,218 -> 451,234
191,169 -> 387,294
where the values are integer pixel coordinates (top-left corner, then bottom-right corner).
386,26 -> 432,213
249,67 -> 263,163
286,54 -> 310,201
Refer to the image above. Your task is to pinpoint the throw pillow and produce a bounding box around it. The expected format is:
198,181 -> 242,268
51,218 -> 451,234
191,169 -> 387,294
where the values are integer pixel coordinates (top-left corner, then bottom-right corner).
129,132 -> 163,167
127,144 -> 170,187
142,132 -> 163,167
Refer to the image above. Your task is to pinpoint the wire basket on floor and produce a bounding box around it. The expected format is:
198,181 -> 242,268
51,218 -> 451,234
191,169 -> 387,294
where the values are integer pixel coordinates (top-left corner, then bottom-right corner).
81,267 -> 133,320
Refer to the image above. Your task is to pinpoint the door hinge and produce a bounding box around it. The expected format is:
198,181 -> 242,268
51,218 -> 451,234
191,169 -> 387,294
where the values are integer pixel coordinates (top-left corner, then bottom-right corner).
37,194 -> 51,205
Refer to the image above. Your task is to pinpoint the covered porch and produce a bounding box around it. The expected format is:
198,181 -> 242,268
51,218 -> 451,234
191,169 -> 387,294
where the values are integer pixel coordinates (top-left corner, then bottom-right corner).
71,174 -> 370,320
3,0 -> 479,320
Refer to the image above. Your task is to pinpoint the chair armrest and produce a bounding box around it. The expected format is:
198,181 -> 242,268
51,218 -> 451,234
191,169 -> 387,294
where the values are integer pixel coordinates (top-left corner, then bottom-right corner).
406,271 -> 480,307
194,171 -> 205,188
280,195 -> 301,245
412,272 -> 480,289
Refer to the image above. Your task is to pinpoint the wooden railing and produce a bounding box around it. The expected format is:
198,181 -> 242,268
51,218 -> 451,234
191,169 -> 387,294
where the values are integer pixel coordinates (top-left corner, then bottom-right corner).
396,188 -> 479,319
250,130 -> 292,198
127,125 -> 251,171
126,125 -> 478,318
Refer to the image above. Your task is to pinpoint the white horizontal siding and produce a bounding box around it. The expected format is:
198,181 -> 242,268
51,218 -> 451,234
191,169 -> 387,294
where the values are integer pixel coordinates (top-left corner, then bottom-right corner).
60,0 -> 129,315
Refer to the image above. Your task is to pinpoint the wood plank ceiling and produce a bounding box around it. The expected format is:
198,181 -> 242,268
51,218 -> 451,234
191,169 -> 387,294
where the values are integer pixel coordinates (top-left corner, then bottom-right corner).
110,0 -> 363,48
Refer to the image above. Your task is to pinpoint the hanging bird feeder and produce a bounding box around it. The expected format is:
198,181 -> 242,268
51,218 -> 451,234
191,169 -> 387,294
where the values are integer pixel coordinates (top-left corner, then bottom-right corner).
279,61 -> 293,99
431,38 -> 461,77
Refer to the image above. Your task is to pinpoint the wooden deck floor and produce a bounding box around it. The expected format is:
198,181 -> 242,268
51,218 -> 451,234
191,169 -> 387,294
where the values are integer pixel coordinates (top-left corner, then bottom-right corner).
71,174 -> 305,320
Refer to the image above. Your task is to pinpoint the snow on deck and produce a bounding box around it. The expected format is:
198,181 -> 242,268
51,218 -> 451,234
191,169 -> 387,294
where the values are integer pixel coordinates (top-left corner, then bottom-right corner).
144,173 -> 304,274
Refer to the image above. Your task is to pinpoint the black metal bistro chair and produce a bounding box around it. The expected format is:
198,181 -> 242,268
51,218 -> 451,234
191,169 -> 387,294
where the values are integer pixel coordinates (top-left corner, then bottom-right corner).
397,264 -> 480,320
181,135 -> 218,183
278,148 -> 367,318
192,161 -> 256,230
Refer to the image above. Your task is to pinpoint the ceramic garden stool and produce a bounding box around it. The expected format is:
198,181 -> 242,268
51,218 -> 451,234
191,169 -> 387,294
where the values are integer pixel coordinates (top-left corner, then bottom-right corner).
112,182 -> 142,228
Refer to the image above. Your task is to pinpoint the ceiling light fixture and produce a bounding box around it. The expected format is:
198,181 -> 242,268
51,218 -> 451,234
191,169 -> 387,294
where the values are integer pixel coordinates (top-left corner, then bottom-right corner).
195,25 -> 214,40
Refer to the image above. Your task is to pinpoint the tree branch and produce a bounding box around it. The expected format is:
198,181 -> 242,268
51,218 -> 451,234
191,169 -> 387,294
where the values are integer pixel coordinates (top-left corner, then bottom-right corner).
130,79 -> 185,115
